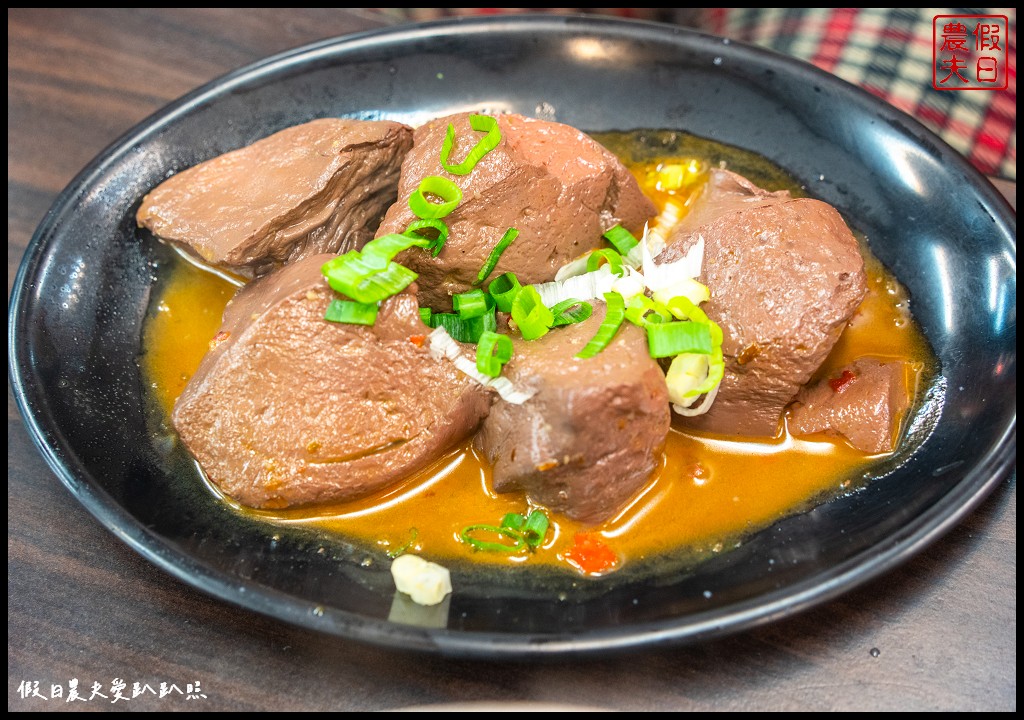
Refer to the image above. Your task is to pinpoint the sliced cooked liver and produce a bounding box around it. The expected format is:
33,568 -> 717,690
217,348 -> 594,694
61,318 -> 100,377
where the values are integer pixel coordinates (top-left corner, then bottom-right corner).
788,358 -> 912,453
474,303 -> 670,523
658,169 -> 868,436
172,254 -> 491,509
137,118 -> 413,277
376,112 -> 656,310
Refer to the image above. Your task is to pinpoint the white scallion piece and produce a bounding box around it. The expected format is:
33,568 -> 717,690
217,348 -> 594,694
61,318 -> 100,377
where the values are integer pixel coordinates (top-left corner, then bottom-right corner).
642,234 -> 704,293
652,278 -> 711,308
610,266 -> 647,303
530,265 -> 617,308
390,554 -> 452,606
553,251 -> 595,281
672,382 -> 721,417
427,327 -> 535,404
665,352 -> 720,417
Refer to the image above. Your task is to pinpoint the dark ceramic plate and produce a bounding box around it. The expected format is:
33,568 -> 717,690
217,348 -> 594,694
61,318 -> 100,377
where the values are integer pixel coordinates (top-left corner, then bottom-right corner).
8,16 -> 1016,658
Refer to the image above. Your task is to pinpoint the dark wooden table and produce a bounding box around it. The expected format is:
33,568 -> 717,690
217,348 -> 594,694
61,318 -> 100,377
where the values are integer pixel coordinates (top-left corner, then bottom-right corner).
8,9 -> 1016,712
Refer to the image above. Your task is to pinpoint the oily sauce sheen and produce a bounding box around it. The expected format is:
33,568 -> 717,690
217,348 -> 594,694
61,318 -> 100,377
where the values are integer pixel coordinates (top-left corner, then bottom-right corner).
141,130 -> 934,575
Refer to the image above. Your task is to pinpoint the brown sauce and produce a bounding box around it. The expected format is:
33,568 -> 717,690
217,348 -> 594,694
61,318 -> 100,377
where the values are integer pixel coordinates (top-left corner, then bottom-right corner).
140,130 -> 934,575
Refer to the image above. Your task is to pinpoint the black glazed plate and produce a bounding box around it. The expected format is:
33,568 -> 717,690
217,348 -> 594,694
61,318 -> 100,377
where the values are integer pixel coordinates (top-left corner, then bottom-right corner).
8,16 -> 1016,658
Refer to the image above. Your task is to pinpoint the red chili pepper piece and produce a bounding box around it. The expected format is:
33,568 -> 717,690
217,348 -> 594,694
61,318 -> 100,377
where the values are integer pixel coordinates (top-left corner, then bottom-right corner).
829,369 -> 857,393
564,532 -> 618,575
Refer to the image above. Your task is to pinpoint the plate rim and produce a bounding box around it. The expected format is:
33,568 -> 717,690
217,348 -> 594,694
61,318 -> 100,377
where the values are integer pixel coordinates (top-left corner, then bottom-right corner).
8,14 -> 1017,659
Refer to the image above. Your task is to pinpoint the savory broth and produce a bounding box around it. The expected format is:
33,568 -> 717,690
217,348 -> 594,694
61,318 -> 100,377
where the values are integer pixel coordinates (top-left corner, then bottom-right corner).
140,130 -> 933,575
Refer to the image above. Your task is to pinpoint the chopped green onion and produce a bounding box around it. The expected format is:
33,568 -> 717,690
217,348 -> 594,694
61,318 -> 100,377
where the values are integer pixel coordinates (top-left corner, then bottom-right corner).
475,227 -> 519,284
666,353 -> 709,404
689,322 -> 724,395
418,307 -> 432,324
511,285 -> 553,341
521,510 -> 549,549
408,176 -> 462,219
453,288 -> 491,319
428,309 -> 497,344
403,218 -> 449,257
459,524 -> 526,553
625,294 -> 673,328
576,292 -> 626,359
487,272 -> 522,313
666,348 -> 724,406
665,295 -> 711,324
440,114 -> 502,175
646,321 -> 713,358
603,224 -> 639,255
664,322 -> 725,407
476,331 -> 513,378
362,233 -> 430,263
324,298 -> 379,326
501,513 -> 526,531
460,508 -> 546,553
651,278 -> 710,308
548,298 -> 593,327
322,252 -> 419,304
586,248 -> 625,277
321,234 -> 431,304
385,528 -> 419,559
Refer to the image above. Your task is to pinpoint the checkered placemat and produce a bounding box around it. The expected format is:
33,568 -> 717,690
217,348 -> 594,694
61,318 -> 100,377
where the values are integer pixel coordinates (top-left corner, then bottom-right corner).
367,8 -> 1015,181
701,8 -> 1016,180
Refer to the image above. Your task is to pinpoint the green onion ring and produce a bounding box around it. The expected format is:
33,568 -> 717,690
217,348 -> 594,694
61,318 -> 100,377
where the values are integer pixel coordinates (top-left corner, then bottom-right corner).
475,227 -> 519,284
361,233 -> 430,263
440,114 -> 502,175
666,295 -> 711,324
549,298 -> 593,327
576,292 -> 626,359
585,248 -> 625,277
500,513 -> 526,531
603,224 -> 639,254
453,288 -> 492,319
418,307 -> 432,325
511,285 -> 554,341
625,294 -> 673,328
385,528 -> 419,559
408,176 -> 462,219
429,309 -> 497,344
487,272 -> 522,313
403,218 -> 449,257
459,524 -> 526,553
323,299 -> 379,326
521,510 -> 549,549
476,331 -> 514,378
686,322 -> 725,396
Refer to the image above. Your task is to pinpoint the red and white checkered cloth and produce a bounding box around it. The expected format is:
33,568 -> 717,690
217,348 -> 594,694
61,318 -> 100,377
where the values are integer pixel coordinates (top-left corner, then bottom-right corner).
700,8 -> 1016,180
374,8 -> 1016,180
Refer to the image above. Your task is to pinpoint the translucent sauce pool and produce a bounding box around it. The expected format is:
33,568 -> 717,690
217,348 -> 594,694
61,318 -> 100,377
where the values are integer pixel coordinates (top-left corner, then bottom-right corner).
141,130 -> 934,575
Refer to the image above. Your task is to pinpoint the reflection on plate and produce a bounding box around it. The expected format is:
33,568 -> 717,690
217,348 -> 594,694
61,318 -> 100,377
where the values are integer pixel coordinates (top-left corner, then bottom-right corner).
8,16 -> 1016,658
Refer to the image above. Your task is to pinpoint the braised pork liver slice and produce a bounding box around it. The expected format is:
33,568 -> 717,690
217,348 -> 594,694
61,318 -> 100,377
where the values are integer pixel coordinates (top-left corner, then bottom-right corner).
137,118 -> 413,277
474,303 -> 670,523
658,169 -> 868,436
172,254 -> 491,509
376,112 -> 656,310
788,358 -> 912,453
